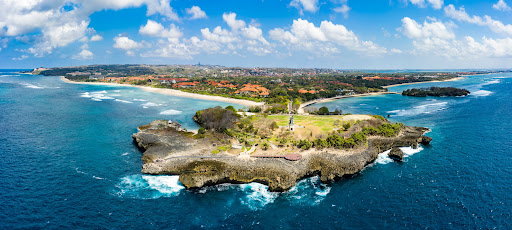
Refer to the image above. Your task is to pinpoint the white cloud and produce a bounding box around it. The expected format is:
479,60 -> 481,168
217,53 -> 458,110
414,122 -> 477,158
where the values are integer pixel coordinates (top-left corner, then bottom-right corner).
333,5 -> 351,18
399,16 -> 512,58
145,0 -> 179,21
399,17 -> 455,40
0,0 -> 180,57
12,55 -> 28,61
73,49 -> 93,60
90,35 -> 103,41
290,0 -> 319,14
139,20 -> 183,40
113,35 -> 142,55
222,13 -> 246,31
444,4 -> 512,36
186,6 -> 207,20
142,11 -> 273,58
493,0 -> 511,11
408,0 -> 444,9
269,19 -> 387,55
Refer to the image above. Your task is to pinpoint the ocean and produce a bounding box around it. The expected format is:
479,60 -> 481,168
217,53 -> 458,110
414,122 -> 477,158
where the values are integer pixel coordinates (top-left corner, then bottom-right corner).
1,71 -> 511,229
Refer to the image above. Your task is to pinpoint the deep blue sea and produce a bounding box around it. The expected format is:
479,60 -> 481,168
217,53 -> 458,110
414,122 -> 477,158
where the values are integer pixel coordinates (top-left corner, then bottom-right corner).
1,71 -> 511,229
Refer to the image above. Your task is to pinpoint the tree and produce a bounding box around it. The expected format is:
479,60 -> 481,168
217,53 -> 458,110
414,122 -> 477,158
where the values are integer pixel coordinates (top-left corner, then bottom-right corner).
271,121 -> 279,130
318,106 -> 329,115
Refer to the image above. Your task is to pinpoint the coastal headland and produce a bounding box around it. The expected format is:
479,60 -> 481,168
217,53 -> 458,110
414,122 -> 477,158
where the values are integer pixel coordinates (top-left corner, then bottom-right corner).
133,107 -> 432,192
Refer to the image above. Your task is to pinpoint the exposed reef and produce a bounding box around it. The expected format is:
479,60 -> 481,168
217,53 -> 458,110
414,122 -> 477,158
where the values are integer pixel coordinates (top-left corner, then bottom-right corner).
133,119 -> 431,192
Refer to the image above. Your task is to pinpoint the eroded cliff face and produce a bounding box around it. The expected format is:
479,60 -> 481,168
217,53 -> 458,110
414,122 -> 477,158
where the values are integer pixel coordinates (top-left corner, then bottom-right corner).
133,120 -> 431,192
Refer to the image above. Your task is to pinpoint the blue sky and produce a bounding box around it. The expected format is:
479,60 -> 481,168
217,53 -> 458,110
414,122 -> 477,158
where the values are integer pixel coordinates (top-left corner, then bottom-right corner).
1,0 -> 512,69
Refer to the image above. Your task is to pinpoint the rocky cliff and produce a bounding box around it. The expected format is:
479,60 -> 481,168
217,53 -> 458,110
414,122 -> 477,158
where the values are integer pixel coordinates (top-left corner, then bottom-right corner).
133,120 -> 431,192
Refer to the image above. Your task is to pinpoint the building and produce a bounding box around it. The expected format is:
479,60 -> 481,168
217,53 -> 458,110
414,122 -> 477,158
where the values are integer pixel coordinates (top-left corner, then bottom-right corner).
289,115 -> 294,131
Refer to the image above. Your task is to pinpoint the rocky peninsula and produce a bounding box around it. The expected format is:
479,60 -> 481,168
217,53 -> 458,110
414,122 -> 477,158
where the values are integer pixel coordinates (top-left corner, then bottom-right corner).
133,107 -> 432,192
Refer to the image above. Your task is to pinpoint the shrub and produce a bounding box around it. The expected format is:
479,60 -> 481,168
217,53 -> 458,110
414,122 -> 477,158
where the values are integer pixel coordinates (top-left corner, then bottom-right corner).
343,123 -> 351,131
318,106 -> 330,115
198,127 -> 206,134
262,142 -> 270,150
297,140 -> 312,150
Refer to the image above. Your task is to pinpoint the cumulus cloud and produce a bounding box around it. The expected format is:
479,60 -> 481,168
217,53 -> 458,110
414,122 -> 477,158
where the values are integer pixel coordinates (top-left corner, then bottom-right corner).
73,49 -> 93,60
290,0 -> 319,14
0,0 -> 179,57
444,4 -> 512,36
269,19 -> 388,55
399,17 -> 512,58
139,20 -> 183,42
90,35 -> 103,41
141,11 -> 272,58
113,35 -> 142,55
333,5 -> 351,18
493,0 -> 511,11
186,6 -> 207,19
222,13 -> 246,31
407,0 -> 444,9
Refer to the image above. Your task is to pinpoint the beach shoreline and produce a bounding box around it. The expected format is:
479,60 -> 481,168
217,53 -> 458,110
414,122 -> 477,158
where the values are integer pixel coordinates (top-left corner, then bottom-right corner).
299,76 -> 465,113
60,76 -> 264,107
382,76 -> 465,89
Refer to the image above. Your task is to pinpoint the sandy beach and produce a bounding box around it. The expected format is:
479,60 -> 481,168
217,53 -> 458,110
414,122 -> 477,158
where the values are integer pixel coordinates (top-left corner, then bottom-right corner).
298,77 -> 465,113
382,76 -> 465,89
60,76 -> 264,107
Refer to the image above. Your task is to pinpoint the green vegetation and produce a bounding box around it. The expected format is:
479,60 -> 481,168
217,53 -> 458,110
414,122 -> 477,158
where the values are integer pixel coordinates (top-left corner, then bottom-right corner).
193,106 -> 240,132
402,87 -> 470,97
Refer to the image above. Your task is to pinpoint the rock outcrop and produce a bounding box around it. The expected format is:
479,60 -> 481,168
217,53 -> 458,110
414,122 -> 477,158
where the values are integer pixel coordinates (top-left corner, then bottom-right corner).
388,147 -> 404,162
133,120 -> 431,192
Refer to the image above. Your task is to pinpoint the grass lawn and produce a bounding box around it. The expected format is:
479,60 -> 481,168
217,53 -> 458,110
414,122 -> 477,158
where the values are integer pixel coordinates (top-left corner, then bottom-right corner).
252,114 -> 374,140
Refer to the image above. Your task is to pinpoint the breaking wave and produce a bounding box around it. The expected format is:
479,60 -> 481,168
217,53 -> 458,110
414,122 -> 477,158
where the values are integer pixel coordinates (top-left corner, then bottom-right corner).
141,102 -> 163,108
160,109 -> 183,115
387,101 -> 448,117
471,90 -> 493,97
374,146 -> 424,165
80,91 -> 115,101
113,175 -> 184,199
115,99 -> 133,103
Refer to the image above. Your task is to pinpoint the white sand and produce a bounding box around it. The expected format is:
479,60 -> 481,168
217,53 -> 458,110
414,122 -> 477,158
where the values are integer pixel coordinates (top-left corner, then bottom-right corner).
60,76 -> 264,107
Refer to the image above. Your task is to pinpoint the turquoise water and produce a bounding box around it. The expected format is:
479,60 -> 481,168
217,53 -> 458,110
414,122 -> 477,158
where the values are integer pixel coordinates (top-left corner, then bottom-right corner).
1,71 -> 511,229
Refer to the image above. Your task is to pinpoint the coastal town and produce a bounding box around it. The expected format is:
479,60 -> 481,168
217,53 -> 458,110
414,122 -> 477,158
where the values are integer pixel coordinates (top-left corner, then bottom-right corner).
34,64 -> 473,113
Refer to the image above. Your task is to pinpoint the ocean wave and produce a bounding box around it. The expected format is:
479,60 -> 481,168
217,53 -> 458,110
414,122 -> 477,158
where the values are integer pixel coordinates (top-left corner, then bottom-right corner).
239,183 -> 279,210
386,101 -> 448,117
115,99 -> 133,103
374,146 -> 424,165
471,90 -> 493,97
113,175 -> 184,199
133,99 -> 148,102
80,91 -> 115,101
282,176 -> 331,205
160,109 -> 183,115
141,102 -> 163,108
20,82 -> 44,89
482,79 -> 500,85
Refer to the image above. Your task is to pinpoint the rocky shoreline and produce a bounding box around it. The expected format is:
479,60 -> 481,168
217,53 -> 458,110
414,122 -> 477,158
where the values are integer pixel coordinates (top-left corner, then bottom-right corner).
133,120 -> 431,192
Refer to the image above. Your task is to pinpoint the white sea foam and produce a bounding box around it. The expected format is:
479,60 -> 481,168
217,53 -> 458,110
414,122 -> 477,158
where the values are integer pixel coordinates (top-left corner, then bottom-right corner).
482,79 -> 500,85
20,82 -> 44,89
93,176 -> 105,180
114,175 -> 184,199
471,90 -> 493,97
387,101 -> 448,117
133,99 -> 148,102
239,183 -> 279,210
283,176 -> 331,205
160,109 -> 182,115
80,91 -> 115,101
121,152 -> 129,156
115,99 -> 133,103
141,102 -> 163,108
374,146 -> 424,165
